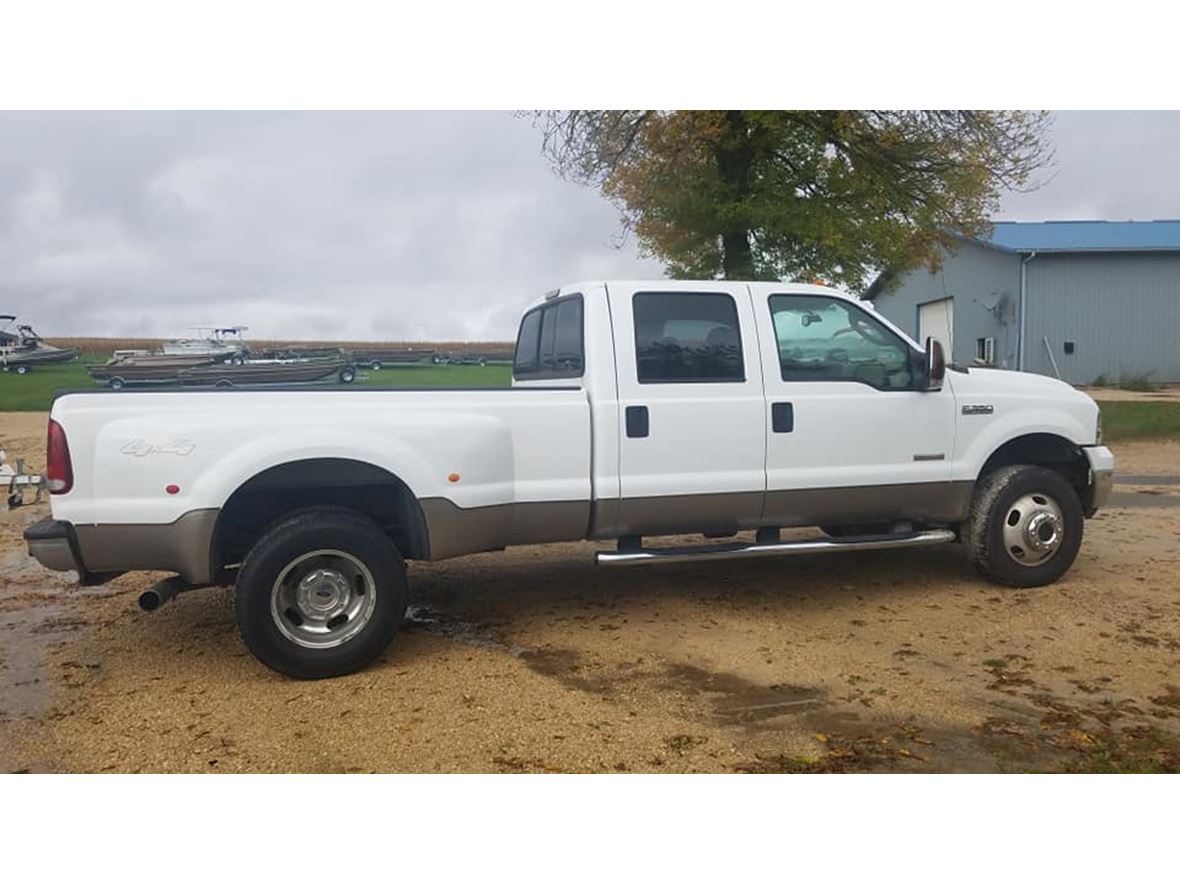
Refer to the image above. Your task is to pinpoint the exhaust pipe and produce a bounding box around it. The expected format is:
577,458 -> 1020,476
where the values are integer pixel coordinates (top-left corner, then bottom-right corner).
138,576 -> 200,612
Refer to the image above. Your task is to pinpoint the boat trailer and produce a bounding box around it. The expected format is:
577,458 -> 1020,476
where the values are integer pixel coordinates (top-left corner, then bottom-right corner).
0,450 -> 46,508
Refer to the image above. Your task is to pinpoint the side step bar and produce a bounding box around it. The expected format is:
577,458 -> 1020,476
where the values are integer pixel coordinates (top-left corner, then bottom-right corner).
595,529 -> 957,567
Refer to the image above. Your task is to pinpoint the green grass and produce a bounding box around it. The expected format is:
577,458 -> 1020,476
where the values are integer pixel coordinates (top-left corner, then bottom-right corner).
1099,401 -> 1180,443
0,358 -> 512,412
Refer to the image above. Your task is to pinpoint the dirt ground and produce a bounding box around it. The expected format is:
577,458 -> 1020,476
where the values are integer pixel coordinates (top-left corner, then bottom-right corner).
2,411 -> 1178,773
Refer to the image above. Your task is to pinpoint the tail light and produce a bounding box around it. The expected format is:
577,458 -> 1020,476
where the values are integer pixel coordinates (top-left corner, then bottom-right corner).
46,418 -> 74,495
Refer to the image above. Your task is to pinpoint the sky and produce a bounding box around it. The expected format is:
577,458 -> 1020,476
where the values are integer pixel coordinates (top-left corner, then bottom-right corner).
1,110 -> 1177,342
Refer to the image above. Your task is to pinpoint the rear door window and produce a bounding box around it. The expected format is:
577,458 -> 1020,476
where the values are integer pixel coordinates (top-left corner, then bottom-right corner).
632,292 -> 744,383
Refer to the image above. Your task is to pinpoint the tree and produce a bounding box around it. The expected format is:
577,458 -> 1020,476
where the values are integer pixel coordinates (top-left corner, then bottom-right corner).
535,110 -> 1052,289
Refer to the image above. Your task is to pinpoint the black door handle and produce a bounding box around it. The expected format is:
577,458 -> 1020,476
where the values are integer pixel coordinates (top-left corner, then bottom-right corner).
772,402 -> 794,433
625,405 -> 649,438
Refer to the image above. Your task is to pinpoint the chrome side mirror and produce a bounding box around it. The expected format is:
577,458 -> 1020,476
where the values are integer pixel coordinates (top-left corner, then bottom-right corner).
924,337 -> 946,391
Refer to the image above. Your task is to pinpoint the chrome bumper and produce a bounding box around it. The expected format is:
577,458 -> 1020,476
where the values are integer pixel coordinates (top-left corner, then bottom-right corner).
1083,445 -> 1115,514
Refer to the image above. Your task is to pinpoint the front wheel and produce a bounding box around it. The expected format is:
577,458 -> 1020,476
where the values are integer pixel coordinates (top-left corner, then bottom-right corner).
15,364 -> 30,375
964,465 -> 1083,588
234,509 -> 407,678
339,365 -> 357,384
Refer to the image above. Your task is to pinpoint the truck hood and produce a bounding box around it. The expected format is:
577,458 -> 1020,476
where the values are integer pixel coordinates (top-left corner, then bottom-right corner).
950,367 -> 1101,443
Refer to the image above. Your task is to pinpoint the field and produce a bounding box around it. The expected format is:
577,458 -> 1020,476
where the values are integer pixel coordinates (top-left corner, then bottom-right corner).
0,355 -> 512,411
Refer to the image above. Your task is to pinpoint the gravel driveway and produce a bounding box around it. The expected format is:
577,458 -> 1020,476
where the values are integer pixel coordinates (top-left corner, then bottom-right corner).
3,413 -> 1178,772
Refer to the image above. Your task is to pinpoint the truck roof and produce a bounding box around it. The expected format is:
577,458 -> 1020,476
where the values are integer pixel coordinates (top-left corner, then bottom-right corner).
523,280 -> 860,313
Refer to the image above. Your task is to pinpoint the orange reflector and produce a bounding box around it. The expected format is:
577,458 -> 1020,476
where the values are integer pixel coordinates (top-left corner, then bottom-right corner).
447,473 -> 460,483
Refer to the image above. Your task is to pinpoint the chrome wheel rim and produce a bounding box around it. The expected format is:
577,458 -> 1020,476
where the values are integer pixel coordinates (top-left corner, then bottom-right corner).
270,549 -> 377,649
1001,492 -> 1065,566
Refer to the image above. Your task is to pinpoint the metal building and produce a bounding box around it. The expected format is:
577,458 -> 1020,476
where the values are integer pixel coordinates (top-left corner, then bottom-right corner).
864,220 -> 1180,384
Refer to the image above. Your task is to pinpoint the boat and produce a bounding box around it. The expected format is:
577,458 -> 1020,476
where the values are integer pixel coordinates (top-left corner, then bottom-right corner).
178,356 -> 354,387
0,317 -> 79,373
349,346 -> 437,369
88,353 -> 221,388
161,326 -> 250,363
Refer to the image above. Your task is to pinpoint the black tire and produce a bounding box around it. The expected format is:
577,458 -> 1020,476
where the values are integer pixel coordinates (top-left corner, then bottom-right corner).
230,354 -> 245,366
234,509 -> 407,679
964,465 -> 1084,588
339,365 -> 357,384
15,364 -> 30,375
109,376 -> 126,390
215,379 -> 234,388
369,360 -> 381,371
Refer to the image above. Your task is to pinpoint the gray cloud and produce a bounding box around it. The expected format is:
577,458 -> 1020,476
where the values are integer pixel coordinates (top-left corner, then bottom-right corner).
0,111 -> 662,341
1,111 -> 1176,341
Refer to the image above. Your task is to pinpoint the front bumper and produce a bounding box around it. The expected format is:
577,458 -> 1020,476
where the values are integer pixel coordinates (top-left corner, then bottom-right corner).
1083,445 -> 1115,515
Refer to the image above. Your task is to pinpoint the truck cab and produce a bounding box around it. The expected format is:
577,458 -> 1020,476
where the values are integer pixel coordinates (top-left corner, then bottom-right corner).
513,280 -> 1107,544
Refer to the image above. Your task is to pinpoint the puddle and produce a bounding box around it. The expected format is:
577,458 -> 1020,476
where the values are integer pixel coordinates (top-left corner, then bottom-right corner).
404,605 -> 531,657
0,600 -> 89,771
664,664 -> 824,723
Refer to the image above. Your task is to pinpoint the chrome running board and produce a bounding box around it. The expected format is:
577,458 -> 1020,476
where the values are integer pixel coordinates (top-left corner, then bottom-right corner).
595,529 -> 956,567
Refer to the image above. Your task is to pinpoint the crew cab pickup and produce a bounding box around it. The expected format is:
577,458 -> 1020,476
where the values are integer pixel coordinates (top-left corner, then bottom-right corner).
25,281 -> 1114,678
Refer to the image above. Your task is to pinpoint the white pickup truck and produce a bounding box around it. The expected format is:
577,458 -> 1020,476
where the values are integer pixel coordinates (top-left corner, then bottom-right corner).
25,280 -> 1114,678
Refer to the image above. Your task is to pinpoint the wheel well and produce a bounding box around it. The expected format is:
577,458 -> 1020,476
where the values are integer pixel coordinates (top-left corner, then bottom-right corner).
211,458 -> 429,577
979,433 -> 1089,498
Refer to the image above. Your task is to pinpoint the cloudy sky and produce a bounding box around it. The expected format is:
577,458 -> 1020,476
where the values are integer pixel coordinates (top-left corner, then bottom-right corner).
1,110 -> 1176,341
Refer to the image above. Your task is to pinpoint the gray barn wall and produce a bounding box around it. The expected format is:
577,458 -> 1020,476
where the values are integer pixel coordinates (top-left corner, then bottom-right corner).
869,241 -> 1022,368
1023,252 -> 1180,384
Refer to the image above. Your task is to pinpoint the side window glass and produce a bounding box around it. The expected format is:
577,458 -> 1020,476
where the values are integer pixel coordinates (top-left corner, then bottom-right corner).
769,295 -> 914,389
513,308 -> 543,377
515,295 -> 584,380
548,297 -> 584,374
633,292 -> 744,384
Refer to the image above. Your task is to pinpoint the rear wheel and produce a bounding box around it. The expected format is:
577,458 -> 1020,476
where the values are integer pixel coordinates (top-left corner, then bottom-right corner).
109,376 -> 126,389
15,364 -> 30,375
369,360 -> 382,371
234,509 -> 407,678
339,365 -> 357,384
965,465 -> 1083,588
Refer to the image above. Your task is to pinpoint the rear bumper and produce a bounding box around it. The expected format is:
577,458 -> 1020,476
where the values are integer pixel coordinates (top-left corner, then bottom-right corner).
1083,445 -> 1115,515
24,517 -> 84,574
23,509 -> 218,584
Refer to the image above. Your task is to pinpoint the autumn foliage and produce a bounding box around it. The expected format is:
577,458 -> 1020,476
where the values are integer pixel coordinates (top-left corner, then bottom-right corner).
536,110 -> 1051,290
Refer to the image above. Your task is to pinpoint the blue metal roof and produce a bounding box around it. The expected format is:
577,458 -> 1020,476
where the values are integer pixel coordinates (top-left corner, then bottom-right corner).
978,220 -> 1180,253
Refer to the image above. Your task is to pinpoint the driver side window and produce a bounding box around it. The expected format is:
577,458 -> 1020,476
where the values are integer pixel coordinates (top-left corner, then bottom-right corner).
768,294 -> 915,390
